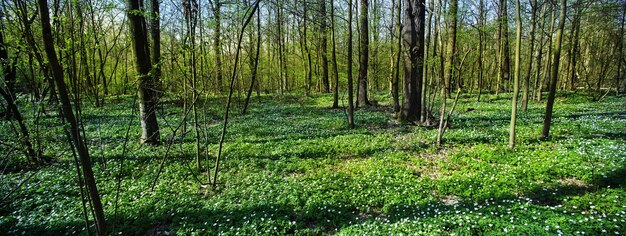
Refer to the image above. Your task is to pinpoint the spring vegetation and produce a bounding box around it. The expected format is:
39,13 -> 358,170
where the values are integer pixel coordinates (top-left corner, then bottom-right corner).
0,0 -> 625,235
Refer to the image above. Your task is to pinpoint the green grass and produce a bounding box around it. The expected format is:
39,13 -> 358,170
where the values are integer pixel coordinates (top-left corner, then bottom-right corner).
1,92 -> 625,235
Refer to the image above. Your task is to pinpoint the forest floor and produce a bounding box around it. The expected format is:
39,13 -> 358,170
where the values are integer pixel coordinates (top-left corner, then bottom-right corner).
1,92 -> 626,235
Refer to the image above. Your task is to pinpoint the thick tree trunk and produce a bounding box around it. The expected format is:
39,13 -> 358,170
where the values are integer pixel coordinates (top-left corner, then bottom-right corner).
542,0 -> 567,139
401,0 -> 425,122
357,0 -> 370,106
38,0 -> 106,234
128,0 -> 160,145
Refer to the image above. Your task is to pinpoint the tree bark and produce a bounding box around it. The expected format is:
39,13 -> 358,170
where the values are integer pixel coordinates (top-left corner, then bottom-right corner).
391,0 -> 401,115
213,1 -> 223,93
347,0 -> 355,128
401,0 -> 425,122
128,0 -> 160,145
331,0 -> 340,108
320,0 -> 330,93
38,0 -> 106,233
243,5 -> 261,114
509,0 -> 522,149
542,0 -> 567,139
357,0 -> 370,106
522,0 -> 537,112
437,0 -> 457,146
150,0 -> 162,98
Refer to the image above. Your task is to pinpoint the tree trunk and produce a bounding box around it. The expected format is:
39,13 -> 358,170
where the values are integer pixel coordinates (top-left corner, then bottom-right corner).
0,24 -> 39,164
151,0 -> 161,98
391,0 -> 401,115
437,0 -> 457,147
213,1 -> 223,93
568,1 -> 581,91
538,8 -> 556,102
401,0 -> 425,122
357,0 -> 370,106
320,0 -> 330,93
509,0 -> 522,149
347,0 -> 355,128
243,5 -> 261,115
477,0 -> 485,102
542,0 -> 567,139
128,0 -> 160,145
617,1 -> 625,94
303,0 -> 313,96
38,0 -> 106,233
522,0 -> 537,112
331,0 -> 340,108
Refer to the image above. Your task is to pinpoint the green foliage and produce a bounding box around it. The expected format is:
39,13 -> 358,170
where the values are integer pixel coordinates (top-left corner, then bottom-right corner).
1,92 -> 625,235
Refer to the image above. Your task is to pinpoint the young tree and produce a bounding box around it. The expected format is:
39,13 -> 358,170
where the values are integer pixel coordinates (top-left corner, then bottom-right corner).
357,0 -> 370,106
128,0 -> 160,145
320,0 -> 330,93
436,0 -> 458,146
151,0 -> 161,97
496,0 -> 511,96
347,0 -> 355,128
330,0 -> 340,108
212,0 -> 223,92
509,0 -> 522,149
391,0 -> 401,115
541,0 -> 566,139
0,16 -> 39,164
38,0 -> 106,233
400,0 -> 425,122
617,1 -> 625,94
243,4 -> 261,114
521,0 -> 538,111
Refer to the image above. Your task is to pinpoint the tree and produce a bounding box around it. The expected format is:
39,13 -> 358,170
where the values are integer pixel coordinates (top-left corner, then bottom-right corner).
150,0 -> 161,97
212,0 -> 223,92
496,0 -> 511,96
509,0 -> 521,149
38,0 -> 106,233
301,0 -> 313,96
617,1 -> 625,94
357,0 -> 370,107
400,0 -> 425,122
347,0 -> 355,128
330,0 -> 340,108
521,0 -> 538,112
128,0 -> 160,145
541,0 -> 566,139
320,0 -> 330,93
436,0 -> 458,146
0,14 -> 39,164
390,0 -> 401,115
476,0 -> 486,102
243,3 -> 262,114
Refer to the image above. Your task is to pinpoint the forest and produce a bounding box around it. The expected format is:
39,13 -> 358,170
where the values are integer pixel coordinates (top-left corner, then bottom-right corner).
0,0 -> 625,234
